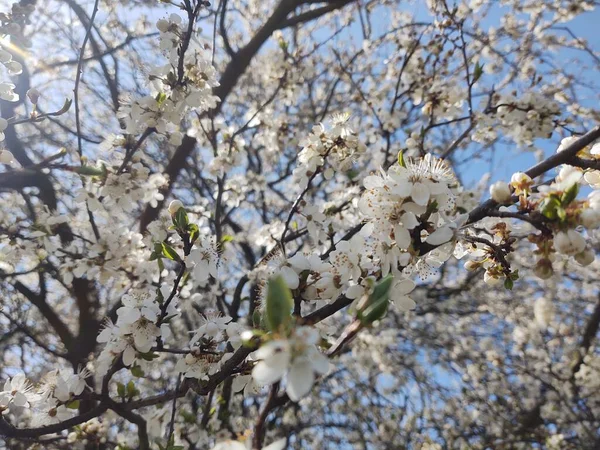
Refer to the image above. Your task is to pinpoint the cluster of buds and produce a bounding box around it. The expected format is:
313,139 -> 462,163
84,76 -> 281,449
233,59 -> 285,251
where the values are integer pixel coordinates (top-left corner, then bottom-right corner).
67,418 -> 108,446
489,139 -> 600,280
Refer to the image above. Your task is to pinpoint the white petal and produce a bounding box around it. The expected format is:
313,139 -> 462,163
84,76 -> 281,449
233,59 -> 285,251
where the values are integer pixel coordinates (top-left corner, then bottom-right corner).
288,254 -> 310,271
13,391 -> 28,407
311,351 -> 330,375
425,226 -> 453,245
394,225 -> 411,249
280,266 -> 299,290
394,278 -> 416,295
391,179 -> 412,197
123,345 -> 136,366
286,360 -> 315,401
411,182 -> 430,206
394,295 -> 416,311
401,212 -> 419,229
263,438 -> 287,450
252,359 -> 287,386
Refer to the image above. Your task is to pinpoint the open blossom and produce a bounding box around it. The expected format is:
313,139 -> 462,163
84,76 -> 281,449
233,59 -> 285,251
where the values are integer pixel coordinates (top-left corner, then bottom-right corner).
39,368 -> 90,402
251,327 -> 329,401
389,278 -> 417,311
0,374 -> 37,408
553,230 -> 586,256
187,237 -> 219,285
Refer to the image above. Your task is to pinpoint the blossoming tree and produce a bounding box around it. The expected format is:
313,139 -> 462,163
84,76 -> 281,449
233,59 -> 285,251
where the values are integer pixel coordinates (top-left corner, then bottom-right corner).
1,0 -> 600,448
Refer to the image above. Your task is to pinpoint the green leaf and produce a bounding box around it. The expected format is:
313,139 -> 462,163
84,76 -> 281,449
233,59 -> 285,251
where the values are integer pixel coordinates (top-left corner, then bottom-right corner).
370,274 -> 394,303
504,277 -> 514,290
560,183 -> 579,206
138,351 -> 159,361
155,92 -> 167,105
556,207 -> 567,221
130,365 -> 145,378
264,276 -> 294,332
75,165 -> 107,176
66,400 -> 80,409
173,207 -> 189,231
188,223 -> 200,245
180,410 -> 196,424
473,62 -> 484,83
541,196 -> 561,220
221,234 -> 234,243
358,275 -> 394,324
56,98 -> 73,115
161,242 -> 182,262
126,380 -> 139,398
398,150 -> 406,168
117,382 -> 126,398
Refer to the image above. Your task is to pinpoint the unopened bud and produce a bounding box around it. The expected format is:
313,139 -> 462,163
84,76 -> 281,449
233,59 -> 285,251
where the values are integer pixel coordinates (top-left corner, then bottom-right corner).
580,208 -> 600,229
533,258 -> 554,279
489,181 -> 512,203
575,248 -> 595,266
27,88 -> 40,104
464,260 -> 480,271
168,200 -> 184,215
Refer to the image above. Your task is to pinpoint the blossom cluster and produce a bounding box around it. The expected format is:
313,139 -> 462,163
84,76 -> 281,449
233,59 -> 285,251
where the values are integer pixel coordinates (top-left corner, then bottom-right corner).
96,290 -> 171,375
118,13 -> 220,141
1,367 -> 90,428
293,113 -> 366,188
481,139 -> 600,280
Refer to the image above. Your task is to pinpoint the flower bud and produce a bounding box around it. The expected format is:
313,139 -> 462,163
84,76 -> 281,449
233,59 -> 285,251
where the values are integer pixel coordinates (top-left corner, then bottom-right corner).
156,19 -> 170,32
510,172 -> 533,196
533,258 -> 554,279
534,297 -> 554,329
0,149 -> 14,164
168,200 -> 184,215
26,88 -> 40,104
483,270 -> 502,286
553,230 -> 586,256
464,260 -> 480,271
489,181 -> 512,203
575,248 -> 595,266
580,208 -> 600,229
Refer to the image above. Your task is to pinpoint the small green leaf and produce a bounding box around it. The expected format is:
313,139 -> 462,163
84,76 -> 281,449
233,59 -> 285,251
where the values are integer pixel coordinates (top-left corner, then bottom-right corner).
358,275 -> 394,324
173,207 -> 189,231
180,410 -> 196,424
473,62 -> 484,83
76,165 -> 106,176
264,276 -> 294,332
370,274 -> 394,303
161,242 -> 182,262
556,207 -> 567,221
541,196 -> 561,220
131,365 -> 145,378
155,92 -> 167,105
504,277 -> 514,290
126,380 -> 139,398
138,351 -> 159,361
56,98 -> 73,115
188,223 -> 200,245
398,150 -> 406,168
66,400 -> 80,409
117,382 -> 126,398
221,234 -> 234,244
560,183 -> 579,206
